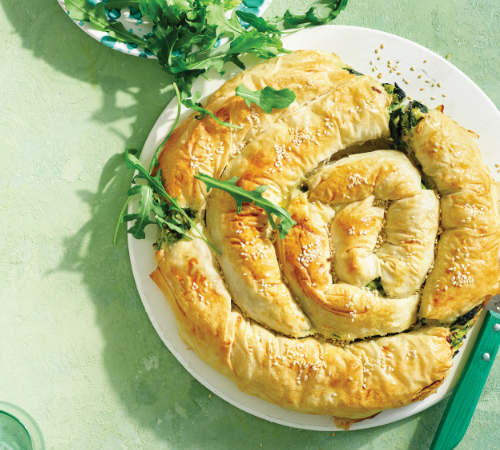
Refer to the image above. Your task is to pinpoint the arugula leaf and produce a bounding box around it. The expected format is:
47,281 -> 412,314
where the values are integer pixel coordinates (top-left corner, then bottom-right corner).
64,0 -> 92,21
106,22 -> 145,46
272,0 -> 349,30
205,4 -> 244,39
228,28 -> 282,58
65,0 -> 144,46
235,11 -> 280,33
120,149 -> 221,253
223,0 -> 243,10
179,85 -> 243,129
235,85 -> 296,113
123,184 -> 164,239
145,23 -> 179,66
139,0 -> 191,21
195,172 -> 296,239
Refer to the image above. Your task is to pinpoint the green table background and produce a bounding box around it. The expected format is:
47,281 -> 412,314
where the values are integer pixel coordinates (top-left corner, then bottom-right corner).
1,0 -> 499,448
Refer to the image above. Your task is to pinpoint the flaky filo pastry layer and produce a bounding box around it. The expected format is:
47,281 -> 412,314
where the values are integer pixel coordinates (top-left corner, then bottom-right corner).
147,50 -> 500,427
405,111 -> 500,323
151,239 -> 453,425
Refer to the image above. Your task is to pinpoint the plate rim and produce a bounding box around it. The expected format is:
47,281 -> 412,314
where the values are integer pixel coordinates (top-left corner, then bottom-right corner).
127,24 -> 499,431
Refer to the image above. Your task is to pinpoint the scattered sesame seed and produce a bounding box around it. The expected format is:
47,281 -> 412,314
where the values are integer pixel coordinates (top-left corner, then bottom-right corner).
381,44 -> 385,49
331,433 -> 335,437
424,59 -> 428,63
375,49 -> 379,53
377,56 -> 382,60
418,74 -> 423,78
425,80 -> 430,83
495,164 -> 499,168
404,79 -> 409,84
370,60 -> 374,65
420,88 -> 425,91
442,94 -> 447,97
397,72 -> 402,75
377,73 -> 383,79
396,60 -> 401,63
408,96 -> 412,100
410,67 -> 415,71
446,54 -> 451,58
432,83 -> 436,87
209,394 -> 212,399
372,68 -> 376,72
431,97 -> 436,100
437,82 -> 442,87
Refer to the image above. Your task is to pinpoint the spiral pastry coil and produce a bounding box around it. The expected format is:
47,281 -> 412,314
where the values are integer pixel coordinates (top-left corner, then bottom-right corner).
149,50 -> 500,428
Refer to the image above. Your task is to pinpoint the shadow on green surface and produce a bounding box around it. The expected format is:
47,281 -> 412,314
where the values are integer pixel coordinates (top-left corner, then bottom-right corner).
1,0 -> 173,145
1,0 -> 451,448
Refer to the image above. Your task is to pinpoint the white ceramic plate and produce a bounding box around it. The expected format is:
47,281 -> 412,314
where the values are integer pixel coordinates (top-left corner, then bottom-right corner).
128,25 -> 500,431
57,0 -> 273,58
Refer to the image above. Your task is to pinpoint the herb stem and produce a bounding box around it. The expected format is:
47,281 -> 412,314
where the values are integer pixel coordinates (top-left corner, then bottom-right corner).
168,197 -> 222,255
113,195 -> 133,245
149,82 -> 182,174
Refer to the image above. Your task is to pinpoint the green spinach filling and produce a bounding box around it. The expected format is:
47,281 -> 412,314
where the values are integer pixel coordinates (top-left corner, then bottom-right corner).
344,67 -> 364,76
156,206 -> 197,249
383,82 -> 406,112
388,99 -> 429,149
449,304 -> 484,351
365,277 -> 386,296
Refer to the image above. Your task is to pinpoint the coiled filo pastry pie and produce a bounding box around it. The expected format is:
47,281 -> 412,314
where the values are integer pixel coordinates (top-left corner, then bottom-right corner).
149,50 -> 500,428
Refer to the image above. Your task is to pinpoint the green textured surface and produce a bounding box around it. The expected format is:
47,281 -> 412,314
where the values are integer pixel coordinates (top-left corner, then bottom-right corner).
1,0 -> 499,448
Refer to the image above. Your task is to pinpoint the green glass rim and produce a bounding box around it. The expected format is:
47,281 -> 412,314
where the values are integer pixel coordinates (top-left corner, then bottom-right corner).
0,401 -> 45,450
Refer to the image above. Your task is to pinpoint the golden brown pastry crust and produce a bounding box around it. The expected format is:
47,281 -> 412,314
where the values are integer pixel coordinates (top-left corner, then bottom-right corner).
277,192 -> 421,340
205,75 -> 392,336
406,111 -> 500,322
157,50 -> 356,210
147,51 -> 499,423
151,240 -> 452,421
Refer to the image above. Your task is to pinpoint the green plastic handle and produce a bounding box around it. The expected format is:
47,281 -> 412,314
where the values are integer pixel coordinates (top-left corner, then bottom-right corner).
430,310 -> 500,450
